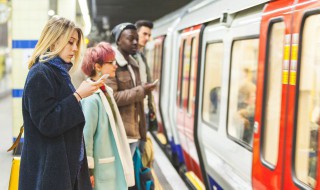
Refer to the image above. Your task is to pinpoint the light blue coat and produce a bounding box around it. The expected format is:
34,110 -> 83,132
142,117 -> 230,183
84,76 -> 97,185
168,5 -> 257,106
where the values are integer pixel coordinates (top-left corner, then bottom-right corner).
82,85 -> 135,190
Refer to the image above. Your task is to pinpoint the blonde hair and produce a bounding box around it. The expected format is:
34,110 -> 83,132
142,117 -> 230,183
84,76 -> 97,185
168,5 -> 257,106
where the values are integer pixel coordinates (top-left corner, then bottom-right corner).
28,15 -> 84,69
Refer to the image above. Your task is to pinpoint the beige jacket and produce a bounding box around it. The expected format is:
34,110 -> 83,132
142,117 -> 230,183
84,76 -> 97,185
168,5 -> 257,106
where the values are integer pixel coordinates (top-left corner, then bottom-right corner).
106,47 -> 147,141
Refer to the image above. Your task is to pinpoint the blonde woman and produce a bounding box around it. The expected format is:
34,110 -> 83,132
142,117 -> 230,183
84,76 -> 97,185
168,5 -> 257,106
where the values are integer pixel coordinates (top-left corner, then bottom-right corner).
19,16 -> 104,190
81,42 -> 135,189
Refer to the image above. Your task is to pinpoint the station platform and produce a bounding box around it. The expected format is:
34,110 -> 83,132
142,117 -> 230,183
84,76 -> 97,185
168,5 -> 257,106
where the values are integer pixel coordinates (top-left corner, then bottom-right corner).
0,94 -> 188,190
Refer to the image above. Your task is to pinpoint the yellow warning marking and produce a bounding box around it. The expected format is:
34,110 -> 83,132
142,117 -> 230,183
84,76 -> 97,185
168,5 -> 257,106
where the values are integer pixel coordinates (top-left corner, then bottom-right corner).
284,45 -> 290,60
291,45 -> 298,60
9,157 -> 20,190
156,133 -> 167,145
290,71 -> 296,85
185,171 -> 205,190
283,70 -> 289,84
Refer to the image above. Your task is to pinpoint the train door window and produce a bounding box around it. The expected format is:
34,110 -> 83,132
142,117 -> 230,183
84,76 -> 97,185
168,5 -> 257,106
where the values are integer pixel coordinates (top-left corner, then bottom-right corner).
145,47 -> 154,70
201,42 -> 223,128
227,38 -> 259,147
153,44 -> 162,85
294,14 -> 320,189
187,37 -> 198,114
181,39 -> 192,109
261,21 -> 285,167
146,46 -> 155,80
177,40 -> 186,108
150,46 -> 156,80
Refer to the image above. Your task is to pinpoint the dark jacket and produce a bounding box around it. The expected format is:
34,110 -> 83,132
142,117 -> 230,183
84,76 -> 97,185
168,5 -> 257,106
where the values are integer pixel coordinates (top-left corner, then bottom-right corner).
136,52 -> 154,112
106,48 -> 147,141
19,61 -> 92,190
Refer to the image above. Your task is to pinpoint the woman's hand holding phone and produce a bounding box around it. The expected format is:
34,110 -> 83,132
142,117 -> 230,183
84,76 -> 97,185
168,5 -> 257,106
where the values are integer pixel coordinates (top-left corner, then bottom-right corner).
97,74 -> 109,83
75,74 -> 109,100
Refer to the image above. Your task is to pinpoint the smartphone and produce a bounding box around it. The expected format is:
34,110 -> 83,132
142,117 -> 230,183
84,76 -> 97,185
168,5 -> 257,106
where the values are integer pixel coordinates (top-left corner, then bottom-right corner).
97,74 -> 109,82
152,79 -> 159,85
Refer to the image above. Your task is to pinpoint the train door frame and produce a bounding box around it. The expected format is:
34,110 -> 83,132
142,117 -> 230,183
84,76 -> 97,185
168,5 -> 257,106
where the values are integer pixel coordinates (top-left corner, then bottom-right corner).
196,4 -> 264,189
284,0 -> 320,189
197,20 -> 232,190
163,32 -> 187,168
175,24 -> 205,185
252,0 -> 295,189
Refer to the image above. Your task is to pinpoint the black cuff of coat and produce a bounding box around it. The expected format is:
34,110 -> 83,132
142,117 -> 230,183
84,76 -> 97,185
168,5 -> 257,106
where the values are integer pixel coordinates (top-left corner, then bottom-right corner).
89,169 -> 94,176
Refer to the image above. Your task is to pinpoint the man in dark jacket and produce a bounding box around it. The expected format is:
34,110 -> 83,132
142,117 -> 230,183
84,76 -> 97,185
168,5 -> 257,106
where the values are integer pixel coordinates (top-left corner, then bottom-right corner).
134,20 -> 155,153
106,23 -> 156,156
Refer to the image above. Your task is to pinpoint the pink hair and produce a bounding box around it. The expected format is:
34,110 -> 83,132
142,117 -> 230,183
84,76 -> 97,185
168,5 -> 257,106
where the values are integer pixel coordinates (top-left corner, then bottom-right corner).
81,42 -> 115,77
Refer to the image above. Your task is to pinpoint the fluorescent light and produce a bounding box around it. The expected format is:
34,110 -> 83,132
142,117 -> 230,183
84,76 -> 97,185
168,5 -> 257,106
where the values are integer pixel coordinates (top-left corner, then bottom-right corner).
48,10 -> 55,16
78,0 -> 91,36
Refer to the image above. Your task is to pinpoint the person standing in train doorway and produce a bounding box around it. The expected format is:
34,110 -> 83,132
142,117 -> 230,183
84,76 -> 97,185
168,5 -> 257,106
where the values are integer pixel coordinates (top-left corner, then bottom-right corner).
134,20 -> 155,154
106,23 -> 156,156
19,16 -> 104,190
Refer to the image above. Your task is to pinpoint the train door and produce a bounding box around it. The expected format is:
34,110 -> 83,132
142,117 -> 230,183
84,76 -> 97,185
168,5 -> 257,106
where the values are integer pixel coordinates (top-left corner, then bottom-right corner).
176,25 -> 204,184
252,0 -> 295,189
197,21 -> 228,190
282,0 -> 320,189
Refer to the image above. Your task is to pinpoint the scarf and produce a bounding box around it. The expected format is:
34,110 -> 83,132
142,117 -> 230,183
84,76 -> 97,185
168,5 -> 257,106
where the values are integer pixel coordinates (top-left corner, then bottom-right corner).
47,56 -> 76,92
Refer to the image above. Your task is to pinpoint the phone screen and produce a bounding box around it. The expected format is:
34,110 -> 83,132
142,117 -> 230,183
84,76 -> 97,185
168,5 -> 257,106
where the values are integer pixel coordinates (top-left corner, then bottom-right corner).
152,79 -> 159,85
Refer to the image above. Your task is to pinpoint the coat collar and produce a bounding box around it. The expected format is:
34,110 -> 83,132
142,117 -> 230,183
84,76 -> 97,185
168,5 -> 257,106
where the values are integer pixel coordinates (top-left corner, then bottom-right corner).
112,46 -> 139,68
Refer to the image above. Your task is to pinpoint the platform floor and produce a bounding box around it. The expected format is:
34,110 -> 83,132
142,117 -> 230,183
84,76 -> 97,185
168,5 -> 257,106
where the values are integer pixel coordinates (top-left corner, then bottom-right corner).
0,94 -> 188,190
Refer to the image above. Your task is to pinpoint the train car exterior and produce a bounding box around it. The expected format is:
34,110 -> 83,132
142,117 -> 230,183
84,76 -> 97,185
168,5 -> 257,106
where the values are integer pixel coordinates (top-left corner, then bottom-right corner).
254,0 -> 320,189
145,1 -> 200,172
147,0 -> 320,189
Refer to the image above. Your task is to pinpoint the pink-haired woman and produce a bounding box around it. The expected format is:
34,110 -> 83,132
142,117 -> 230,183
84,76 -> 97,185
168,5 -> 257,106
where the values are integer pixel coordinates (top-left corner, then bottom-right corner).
81,42 -> 135,189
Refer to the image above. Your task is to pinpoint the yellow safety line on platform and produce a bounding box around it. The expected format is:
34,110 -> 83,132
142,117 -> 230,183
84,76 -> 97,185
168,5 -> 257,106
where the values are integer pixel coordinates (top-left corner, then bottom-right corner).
156,133 -> 167,145
151,168 -> 163,190
185,171 -> 205,190
9,157 -> 20,190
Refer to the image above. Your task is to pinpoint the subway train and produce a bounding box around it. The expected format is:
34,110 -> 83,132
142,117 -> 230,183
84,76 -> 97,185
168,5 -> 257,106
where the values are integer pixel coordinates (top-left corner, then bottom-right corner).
144,0 -> 320,189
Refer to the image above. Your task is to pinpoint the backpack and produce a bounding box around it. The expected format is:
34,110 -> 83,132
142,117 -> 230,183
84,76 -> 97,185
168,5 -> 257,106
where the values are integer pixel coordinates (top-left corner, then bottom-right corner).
133,148 -> 154,190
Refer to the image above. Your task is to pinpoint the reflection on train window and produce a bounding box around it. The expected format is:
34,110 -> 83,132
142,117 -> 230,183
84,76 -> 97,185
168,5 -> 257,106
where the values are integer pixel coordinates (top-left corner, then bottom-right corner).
295,14 -> 320,189
262,21 -> 285,167
202,43 -> 223,128
181,38 -> 192,109
188,37 -> 198,114
227,38 -> 258,147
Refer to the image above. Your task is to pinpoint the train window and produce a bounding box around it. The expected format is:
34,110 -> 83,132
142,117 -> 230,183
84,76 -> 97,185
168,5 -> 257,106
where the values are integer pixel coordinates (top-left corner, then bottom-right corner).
227,38 -> 259,147
201,42 -> 223,128
294,14 -> 320,189
188,37 -> 198,114
261,21 -> 285,167
153,43 -> 162,86
177,40 -> 187,108
181,39 -> 192,109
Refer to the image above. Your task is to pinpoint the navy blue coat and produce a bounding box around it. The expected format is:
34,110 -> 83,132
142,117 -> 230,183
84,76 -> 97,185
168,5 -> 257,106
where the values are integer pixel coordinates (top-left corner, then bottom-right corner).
19,62 -> 92,190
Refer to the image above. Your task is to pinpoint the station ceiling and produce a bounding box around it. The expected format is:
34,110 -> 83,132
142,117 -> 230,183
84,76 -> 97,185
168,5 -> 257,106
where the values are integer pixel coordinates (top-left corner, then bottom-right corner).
88,0 -> 192,41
